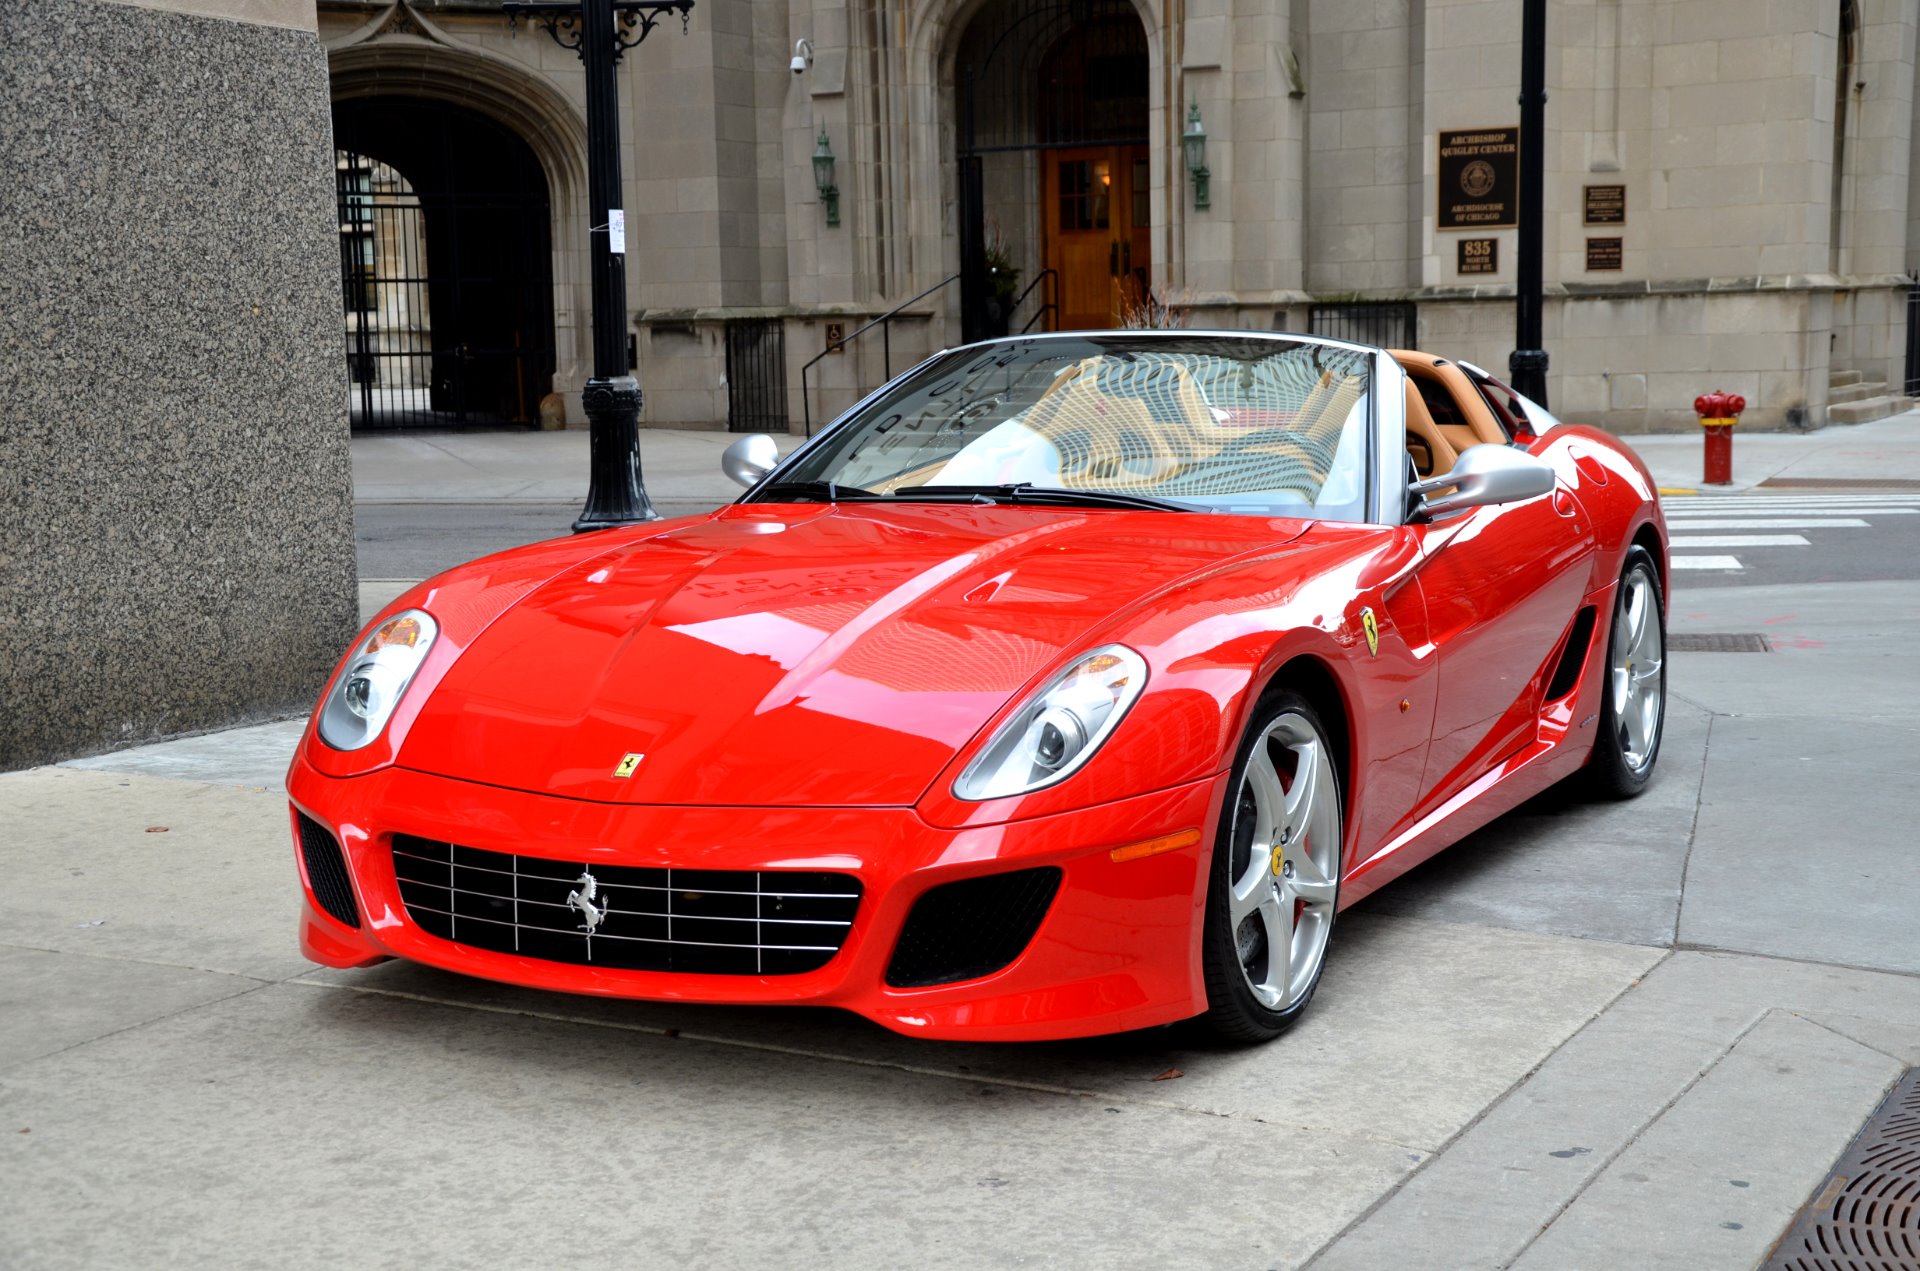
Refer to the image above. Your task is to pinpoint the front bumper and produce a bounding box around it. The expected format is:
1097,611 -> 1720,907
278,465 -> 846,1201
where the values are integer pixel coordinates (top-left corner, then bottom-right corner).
287,751 -> 1224,1041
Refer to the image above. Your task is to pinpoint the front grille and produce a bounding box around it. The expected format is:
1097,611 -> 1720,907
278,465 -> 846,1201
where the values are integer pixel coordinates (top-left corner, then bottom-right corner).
297,814 -> 361,929
390,835 -> 862,976
886,867 -> 1062,988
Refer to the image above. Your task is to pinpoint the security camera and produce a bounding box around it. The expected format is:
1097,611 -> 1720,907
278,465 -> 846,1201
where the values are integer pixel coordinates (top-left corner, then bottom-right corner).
791,38 -> 813,75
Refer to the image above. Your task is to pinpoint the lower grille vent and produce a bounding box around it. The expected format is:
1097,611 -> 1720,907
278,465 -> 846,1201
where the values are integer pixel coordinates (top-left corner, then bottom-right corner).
391,836 -> 861,976
886,867 -> 1062,988
297,814 -> 361,929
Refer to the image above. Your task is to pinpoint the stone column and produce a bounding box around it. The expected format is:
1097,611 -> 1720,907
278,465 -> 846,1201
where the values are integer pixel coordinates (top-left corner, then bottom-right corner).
0,0 -> 358,767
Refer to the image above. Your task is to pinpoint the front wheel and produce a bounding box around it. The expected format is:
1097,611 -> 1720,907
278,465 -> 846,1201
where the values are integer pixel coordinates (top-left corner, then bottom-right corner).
1584,545 -> 1666,799
1199,691 -> 1344,1043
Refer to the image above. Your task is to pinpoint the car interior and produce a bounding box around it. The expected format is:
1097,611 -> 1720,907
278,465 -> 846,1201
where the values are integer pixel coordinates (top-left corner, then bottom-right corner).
1389,351 -> 1512,479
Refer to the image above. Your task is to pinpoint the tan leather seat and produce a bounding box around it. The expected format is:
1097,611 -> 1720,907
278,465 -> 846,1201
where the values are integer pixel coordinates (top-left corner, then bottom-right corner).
1404,378 -> 1458,478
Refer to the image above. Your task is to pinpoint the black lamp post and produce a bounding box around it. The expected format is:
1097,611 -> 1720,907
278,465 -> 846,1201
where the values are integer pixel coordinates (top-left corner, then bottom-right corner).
1510,0 -> 1549,405
504,0 -> 693,531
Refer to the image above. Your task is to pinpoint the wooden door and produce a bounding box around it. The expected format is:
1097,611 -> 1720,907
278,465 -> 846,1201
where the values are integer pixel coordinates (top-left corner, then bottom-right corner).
1043,145 -> 1150,329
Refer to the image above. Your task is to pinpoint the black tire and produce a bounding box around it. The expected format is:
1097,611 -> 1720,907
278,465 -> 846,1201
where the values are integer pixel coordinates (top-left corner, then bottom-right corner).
1199,689 -> 1343,1043
1584,545 -> 1666,800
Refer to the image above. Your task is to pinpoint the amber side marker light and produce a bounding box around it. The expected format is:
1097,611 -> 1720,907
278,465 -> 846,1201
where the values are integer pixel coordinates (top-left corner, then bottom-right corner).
1109,828 -> 1203,864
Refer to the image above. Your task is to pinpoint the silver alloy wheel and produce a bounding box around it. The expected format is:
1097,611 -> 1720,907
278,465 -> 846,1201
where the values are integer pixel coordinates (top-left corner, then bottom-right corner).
1226,712 -> 1341,1011
1610,565 -> 1665,773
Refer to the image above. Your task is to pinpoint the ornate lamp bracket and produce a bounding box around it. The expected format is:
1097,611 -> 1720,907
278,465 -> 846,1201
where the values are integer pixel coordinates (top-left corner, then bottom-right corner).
505,1 -> 691,62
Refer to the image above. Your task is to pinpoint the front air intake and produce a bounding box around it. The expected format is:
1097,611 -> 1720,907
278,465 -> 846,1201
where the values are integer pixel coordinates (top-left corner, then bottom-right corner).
296,813 -> 361,929
885,867 -> 1063,988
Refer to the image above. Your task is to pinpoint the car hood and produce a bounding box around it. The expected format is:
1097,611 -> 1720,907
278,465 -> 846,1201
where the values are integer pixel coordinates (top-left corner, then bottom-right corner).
399,502 -> 1307,806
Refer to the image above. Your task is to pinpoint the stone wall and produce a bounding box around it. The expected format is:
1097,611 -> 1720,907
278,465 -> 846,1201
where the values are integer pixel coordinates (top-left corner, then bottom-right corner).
0,0 -> 356,769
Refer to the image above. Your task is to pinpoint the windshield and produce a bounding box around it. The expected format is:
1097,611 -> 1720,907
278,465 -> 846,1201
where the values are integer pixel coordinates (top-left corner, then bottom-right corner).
770,336 -> 1374,519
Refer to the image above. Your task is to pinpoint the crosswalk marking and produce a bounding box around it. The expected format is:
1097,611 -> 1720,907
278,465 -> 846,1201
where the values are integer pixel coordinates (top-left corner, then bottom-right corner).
1668,534 -> 1810,548
1661,518 -> 1870,530
1658,491 -> 1918,575
1666,507 -> 1915,516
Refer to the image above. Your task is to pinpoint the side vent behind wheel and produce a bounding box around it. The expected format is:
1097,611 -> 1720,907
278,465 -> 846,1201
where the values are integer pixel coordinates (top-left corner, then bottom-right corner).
297,813 -> 361,930
885,867 -> 1062,988
1544,605 -> 1599,702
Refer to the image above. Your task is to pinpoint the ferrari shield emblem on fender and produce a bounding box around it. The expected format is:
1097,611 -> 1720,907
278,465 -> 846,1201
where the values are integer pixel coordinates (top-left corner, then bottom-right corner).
612,753 -> 643,779
1360,608 -> 1380,657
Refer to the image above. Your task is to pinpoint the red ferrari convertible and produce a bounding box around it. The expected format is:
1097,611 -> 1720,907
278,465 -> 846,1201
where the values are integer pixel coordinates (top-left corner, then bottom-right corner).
290,332 -> 1667,1042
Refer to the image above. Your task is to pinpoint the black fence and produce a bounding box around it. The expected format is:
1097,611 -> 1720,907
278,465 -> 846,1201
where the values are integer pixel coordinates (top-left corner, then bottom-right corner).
1307,302 -> 1418,351
1905,282 -> 1920,396
725,319 -> 788,434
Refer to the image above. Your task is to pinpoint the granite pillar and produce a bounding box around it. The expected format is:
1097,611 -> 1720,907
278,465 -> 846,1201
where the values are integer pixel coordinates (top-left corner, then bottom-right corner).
0,0 -> 356,769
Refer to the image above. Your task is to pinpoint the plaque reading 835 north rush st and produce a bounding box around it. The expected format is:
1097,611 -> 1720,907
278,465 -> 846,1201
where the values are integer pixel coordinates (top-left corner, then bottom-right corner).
1437,127 -> 1519,230
1458,238 -> 1498,275
1584,184 -> 1626,226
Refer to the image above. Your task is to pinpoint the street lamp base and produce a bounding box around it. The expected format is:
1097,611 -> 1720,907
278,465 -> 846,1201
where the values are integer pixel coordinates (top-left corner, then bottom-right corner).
573,374 -> 661,531
1508,348 -> 1550,408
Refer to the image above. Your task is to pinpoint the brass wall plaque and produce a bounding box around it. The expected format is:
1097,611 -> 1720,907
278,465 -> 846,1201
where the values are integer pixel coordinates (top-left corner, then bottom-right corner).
1437,127 -> 1519,230
824,322 -> 845,353
1586,237 -> 1624,271
1458,238 -> 1499,276
1584,184 -> 1626,225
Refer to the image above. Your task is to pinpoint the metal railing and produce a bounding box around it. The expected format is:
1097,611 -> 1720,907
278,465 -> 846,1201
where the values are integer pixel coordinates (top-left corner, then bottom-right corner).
1014,268 -> 1059,335
800,273 -> 959,436
1307,301 -> 1418,351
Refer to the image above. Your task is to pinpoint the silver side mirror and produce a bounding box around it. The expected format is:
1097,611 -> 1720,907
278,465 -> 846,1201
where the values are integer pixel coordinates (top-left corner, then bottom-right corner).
722,433 -> 779,488
1410,443 -> 1555,521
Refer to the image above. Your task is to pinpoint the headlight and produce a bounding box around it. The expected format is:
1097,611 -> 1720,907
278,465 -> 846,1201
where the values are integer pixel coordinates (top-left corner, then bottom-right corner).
954,645 -> 1147,801
317,610 -> 439,751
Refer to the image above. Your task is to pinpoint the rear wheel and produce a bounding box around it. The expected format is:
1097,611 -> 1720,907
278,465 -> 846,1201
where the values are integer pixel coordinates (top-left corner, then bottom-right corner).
1200,691 -> 1343,1042
1585,546 -> 1666,799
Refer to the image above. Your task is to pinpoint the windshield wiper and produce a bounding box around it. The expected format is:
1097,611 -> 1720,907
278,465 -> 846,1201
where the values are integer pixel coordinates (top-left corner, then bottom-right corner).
896,484 -> 1205,513
750,479 -> 881,504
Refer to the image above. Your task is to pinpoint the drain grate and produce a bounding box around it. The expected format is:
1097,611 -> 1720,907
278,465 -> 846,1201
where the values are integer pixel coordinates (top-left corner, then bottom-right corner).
1762,1067 -> 1920,1270
1669,632 -> 1773,653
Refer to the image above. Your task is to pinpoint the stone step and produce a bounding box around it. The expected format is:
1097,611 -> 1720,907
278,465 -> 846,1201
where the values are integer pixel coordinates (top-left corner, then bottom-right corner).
1829,380 -> 1888,404
1828,394 -> 1919,425
1829,369 -> 1864,387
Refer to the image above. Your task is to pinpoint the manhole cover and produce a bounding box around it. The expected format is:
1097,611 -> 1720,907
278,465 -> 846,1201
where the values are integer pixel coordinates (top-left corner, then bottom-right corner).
1763,1067 -> 1920,1269
1669,633 -> 1772,653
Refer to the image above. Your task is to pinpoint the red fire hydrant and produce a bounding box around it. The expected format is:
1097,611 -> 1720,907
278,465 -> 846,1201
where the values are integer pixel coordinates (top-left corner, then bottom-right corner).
1694,391 -> 1745,486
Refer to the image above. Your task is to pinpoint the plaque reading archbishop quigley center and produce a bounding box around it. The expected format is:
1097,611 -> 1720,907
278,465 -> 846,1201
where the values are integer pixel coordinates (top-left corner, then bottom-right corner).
1437,127 -> 1518,231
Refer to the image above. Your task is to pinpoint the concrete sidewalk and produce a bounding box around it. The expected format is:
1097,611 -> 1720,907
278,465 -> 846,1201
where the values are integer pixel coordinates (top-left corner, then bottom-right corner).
1619,409 -> 1920,493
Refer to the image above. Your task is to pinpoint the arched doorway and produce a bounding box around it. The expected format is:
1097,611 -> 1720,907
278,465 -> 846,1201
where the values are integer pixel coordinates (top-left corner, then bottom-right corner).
954,0 -> 1150,339
332,97 -> 554,428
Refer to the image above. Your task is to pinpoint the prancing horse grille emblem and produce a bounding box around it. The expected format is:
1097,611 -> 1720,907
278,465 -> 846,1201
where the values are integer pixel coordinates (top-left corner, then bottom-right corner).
566,872 -> 612,933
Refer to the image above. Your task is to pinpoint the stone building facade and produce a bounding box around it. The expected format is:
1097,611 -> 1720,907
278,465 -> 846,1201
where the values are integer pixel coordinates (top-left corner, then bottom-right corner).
317,0 -> 1920,434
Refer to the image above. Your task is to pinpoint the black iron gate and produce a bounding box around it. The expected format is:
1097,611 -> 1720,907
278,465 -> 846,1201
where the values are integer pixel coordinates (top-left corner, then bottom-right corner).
332,96 -> 553,431
1308,301 -> 1418,350
1905,281 -> 1920,396
725,319 -> 787,434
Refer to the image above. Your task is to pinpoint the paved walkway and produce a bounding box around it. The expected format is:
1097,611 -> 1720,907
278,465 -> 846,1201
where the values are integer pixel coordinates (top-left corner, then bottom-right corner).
4,411 -> 1918,1268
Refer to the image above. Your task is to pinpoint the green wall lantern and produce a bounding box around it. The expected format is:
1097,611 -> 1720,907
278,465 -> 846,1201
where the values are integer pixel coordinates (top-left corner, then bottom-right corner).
812,126 -> 840,227
1182,100 -> 1210,211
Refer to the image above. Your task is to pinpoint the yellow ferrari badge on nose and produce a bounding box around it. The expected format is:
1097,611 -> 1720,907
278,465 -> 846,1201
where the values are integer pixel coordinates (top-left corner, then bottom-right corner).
1361,608 -> 1380,657
613,753 -> 644,779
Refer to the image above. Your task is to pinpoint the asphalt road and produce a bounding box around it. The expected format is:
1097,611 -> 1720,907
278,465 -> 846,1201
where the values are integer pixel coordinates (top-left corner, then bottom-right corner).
355,490 -> 1920,589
